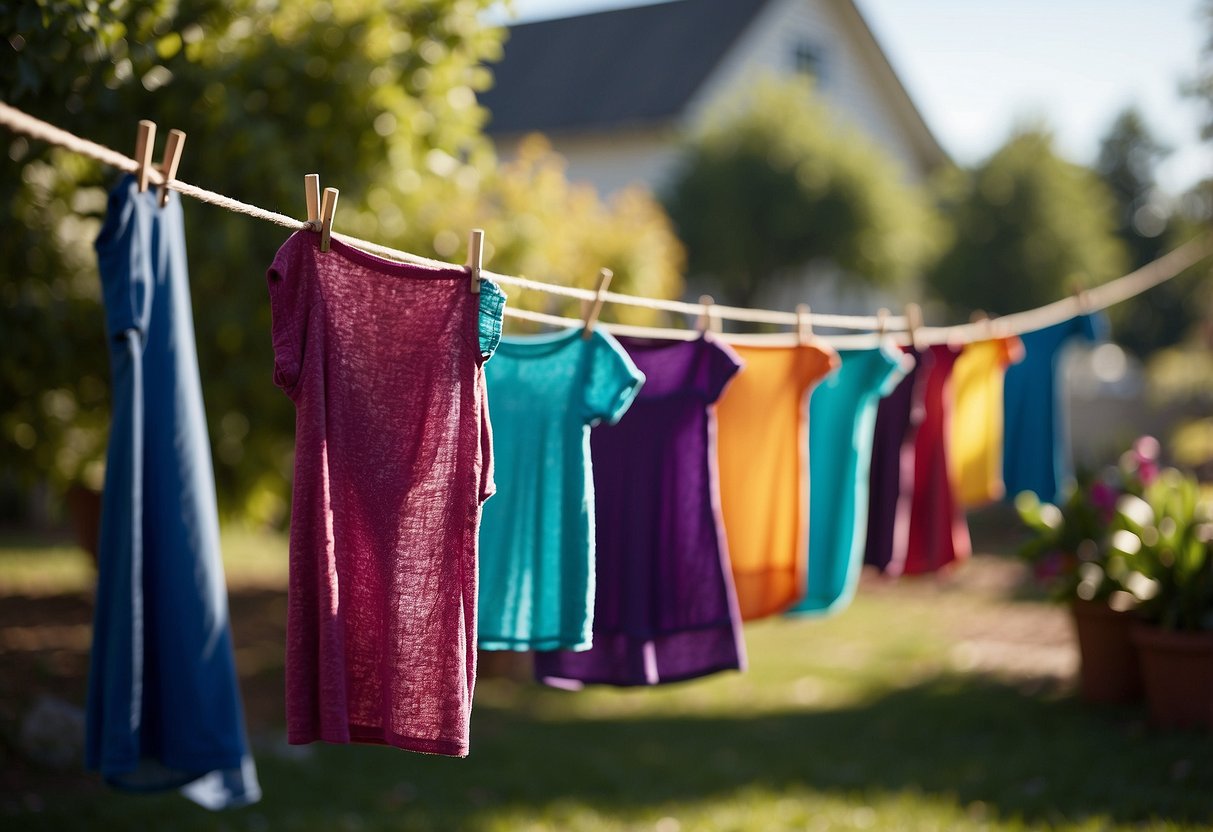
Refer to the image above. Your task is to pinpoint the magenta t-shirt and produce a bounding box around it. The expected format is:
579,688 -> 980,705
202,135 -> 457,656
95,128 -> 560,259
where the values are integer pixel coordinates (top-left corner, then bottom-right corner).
267,232 -> 504,757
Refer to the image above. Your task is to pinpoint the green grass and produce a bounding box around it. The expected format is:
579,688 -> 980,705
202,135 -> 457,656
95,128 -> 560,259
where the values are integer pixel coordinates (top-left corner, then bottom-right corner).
2,529 -> 1210,831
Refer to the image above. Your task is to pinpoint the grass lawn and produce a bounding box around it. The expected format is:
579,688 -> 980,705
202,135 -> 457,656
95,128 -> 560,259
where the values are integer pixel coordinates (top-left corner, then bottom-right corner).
1,521 -> 1210,831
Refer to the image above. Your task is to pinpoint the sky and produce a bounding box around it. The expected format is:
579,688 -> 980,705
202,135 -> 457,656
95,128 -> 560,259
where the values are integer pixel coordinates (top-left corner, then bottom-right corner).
495,0 -> 1211,194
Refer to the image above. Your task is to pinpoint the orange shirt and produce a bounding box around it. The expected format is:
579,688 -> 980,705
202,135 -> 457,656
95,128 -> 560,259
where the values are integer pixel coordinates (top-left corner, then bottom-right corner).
716,343 -> 838,620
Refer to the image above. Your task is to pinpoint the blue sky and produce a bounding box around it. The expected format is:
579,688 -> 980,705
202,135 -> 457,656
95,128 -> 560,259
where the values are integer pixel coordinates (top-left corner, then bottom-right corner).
495,0 -> 1210,194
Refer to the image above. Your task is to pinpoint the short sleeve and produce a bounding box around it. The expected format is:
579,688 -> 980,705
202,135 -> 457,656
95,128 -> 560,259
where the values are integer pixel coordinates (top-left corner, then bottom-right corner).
874,342 -> 914,397
798,343 -> 840,389
265,235 -> 312,398
1000,335 -> 1026,367
701,336 -> 744,403
584,330 -> 645,425
477,279 -> 506,361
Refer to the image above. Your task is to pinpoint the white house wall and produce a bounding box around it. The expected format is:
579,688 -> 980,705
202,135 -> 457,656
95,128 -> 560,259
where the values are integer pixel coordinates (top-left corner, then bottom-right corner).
494,126 -> 685,198
684,0 -> 926,184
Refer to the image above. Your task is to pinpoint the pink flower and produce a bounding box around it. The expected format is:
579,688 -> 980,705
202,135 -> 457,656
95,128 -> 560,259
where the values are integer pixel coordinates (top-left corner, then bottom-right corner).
1137,459 -> 1159,486
1034,551 -> 1066,582
1133,435 -> 1160,463
1089,480 -> 1119,520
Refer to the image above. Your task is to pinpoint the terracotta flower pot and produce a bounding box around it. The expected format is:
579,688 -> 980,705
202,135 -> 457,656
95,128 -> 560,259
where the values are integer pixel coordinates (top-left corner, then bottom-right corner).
1130,624 -> 1213,731
1069,599 -> 1143,704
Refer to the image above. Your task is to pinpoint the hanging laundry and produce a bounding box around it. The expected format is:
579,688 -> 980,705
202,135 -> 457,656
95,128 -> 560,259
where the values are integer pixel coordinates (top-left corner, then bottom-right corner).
902,343 -> 969,575
790,344 -> 912,616
950,336 -> 1025,507
266,233 -> 505,758
716,343 -> 839,619
864,346 -> 930,575
87,174 -> 259,809
535,335 -> 746,687
1003,315 -> 1106,503
477,328 -> 644,652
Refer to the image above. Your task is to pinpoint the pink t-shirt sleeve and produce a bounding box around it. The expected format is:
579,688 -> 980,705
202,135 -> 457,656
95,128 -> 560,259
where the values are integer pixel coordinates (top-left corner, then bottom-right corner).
265,247 -> 310,398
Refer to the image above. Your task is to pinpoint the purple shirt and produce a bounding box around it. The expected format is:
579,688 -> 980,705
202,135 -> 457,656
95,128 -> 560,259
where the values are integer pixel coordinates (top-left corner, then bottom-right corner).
864,346 -> 928,574
535,335 -> 747,687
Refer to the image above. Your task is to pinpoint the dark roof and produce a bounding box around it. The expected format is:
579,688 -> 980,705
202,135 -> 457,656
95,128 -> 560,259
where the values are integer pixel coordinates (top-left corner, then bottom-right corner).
480,0 -> 772,136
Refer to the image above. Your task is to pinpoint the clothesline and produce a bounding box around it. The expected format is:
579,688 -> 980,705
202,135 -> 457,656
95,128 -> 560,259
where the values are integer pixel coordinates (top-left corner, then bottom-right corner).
2,101 -> 1209,349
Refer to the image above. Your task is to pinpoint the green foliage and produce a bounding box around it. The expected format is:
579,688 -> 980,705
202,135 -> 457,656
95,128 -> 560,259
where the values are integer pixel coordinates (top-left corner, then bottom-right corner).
1015,437 -> 1159,604
1112,470 -> 1213,631
1095,107 -> 1208,357
663,75 -> 941,306
2,0 -> 507,522
398,134 -> 685,329
927,128 -> 1127,317
1188,0 -> 1213,141
1,0 -> 686,522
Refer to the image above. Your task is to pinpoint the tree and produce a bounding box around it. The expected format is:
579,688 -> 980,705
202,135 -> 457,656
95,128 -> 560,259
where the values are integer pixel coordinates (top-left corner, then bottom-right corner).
663,75 -> 941,308
1189,0 -> 1213,141
927,127 -> 1126,317
0,1 -> 685,522
1095,107 -> 1206,357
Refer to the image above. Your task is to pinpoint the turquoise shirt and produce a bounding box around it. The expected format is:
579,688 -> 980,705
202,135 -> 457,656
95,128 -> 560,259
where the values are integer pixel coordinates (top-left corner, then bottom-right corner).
791,344 -> 910,617
478,327 -> 644,650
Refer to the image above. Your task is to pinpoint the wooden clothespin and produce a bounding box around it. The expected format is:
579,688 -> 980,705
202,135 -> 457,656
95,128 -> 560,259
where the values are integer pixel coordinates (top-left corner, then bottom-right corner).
905,302 -> 923,351
466,229 -> 484,295
582,268 -> 613,339
156,129 -> 185,208
970,309 -> 992,341
876,307 -> 889,338
134,120 -> 156,193
697,294 -> 721,334
304,174 -> 321,228
796,303 -> 813,346
1071,282 -> 1090,315
319,187 -> 339,252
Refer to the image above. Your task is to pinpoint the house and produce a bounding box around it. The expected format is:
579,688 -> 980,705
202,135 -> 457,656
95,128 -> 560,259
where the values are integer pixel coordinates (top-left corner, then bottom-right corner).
479,0 -> 948,198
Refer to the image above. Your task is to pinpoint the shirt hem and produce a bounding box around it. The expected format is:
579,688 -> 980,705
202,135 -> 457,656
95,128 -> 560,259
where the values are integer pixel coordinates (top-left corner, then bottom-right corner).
288,726 -> 468,758
479,635 -> 592,652
539,660 -> 743,689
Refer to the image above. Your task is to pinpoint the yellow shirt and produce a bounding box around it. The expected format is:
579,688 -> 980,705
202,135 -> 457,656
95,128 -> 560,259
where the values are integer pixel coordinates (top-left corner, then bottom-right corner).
950,336 -> 1024,507
716,343 -> 838,620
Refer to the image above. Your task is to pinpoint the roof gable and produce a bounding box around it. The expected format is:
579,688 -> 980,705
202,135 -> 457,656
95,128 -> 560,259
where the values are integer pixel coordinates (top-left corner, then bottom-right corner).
480,0 -> 772,136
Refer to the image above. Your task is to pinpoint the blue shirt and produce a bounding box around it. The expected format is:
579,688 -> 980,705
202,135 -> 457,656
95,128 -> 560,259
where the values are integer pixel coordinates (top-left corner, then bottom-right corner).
1003,314 -> 1105,503
791,344 -> 910,616
478,327 -> 644,651
86,175 -> 259,809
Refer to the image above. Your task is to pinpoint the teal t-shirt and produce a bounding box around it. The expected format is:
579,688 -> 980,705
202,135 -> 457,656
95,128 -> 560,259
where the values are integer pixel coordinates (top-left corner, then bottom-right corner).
790,344 -> 910,617
478,327 -> 645,650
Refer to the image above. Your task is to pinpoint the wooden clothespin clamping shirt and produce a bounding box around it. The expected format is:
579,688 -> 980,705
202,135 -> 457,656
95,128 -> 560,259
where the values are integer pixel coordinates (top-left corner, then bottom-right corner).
1071,281 -> 1092,316
697,295 -> 722,334
466,229 -> 484,295
875,307 -> 890,340
582,268 -> 613,339
970,309 -> 993,343
133,120 -> 186,207
303,174 -> 338,252
796,303 -> 813,347
904,302 -> 924,352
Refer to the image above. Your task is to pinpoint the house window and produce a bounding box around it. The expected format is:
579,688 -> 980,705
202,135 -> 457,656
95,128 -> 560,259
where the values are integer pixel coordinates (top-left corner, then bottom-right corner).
793,41 -> 827,84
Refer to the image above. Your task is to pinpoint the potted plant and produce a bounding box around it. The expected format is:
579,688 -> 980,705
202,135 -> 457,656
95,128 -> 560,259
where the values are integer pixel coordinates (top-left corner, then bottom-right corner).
1015,438 -> 1161,704
1110,466 -> 1213,730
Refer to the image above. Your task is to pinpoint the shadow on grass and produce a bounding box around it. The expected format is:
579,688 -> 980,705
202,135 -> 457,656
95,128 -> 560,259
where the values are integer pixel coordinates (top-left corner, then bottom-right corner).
4,585 -> 1211,831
